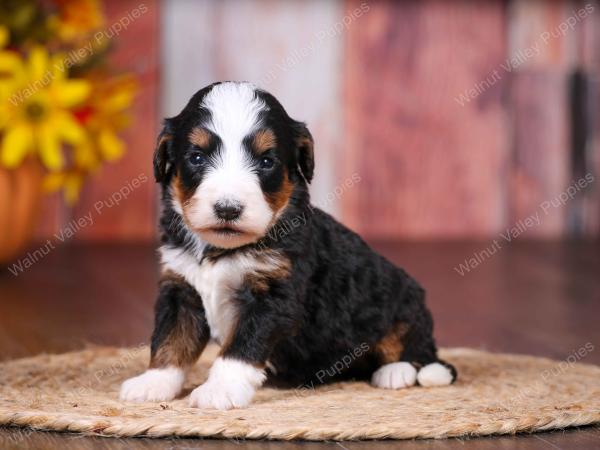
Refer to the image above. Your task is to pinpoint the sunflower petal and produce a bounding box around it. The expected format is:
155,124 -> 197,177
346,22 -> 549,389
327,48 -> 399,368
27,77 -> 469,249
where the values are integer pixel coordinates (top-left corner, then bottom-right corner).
38,123 -> 64,170
103,86 -> 136,112
28,47 -> 49,82
56,112 -> 87,144
0,51 -> 24,76
63,174 -> 84,205
98,129 -> 124,161
42,172 -> 67,192
0,123 -> 33,168
54,79 -> 91,107
74,140 -> 99,169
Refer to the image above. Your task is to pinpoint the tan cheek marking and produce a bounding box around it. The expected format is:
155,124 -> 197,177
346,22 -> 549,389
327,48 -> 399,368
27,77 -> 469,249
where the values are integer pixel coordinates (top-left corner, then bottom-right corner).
172,174 -> 195,205
265,171 -> 294,214
172,175 -> 187,213
189,127 -> 210,148
254,129 -> 277,154
172,174 -> 199,230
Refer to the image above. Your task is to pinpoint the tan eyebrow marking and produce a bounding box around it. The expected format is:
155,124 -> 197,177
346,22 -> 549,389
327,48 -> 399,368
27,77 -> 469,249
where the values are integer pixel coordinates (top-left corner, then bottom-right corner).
188,127 -> 210,148
253,129 -> 277,154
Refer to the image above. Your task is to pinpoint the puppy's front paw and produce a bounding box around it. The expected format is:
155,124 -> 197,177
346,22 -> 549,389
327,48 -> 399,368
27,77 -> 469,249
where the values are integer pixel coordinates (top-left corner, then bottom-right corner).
188,357 -> 266,410
371,362 -> 417,389
189,379 -> 255,410
120,367 -> 185,402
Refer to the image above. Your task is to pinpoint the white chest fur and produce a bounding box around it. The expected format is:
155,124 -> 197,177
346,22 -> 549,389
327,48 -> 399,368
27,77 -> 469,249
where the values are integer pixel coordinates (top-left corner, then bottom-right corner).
159,245 -> 288,345
160,246 -> 242,343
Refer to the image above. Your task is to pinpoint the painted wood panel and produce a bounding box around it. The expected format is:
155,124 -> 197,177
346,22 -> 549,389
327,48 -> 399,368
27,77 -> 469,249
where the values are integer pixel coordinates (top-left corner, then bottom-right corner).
508,0 -> 599,237
509,71 -> 570,237
583,7 -> 600,236
342,0 -> 509,238
508,0 -> 576,237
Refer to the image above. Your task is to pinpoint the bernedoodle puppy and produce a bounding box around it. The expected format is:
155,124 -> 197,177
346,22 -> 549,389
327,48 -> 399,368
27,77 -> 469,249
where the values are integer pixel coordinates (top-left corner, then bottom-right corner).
120,81 -> 456,410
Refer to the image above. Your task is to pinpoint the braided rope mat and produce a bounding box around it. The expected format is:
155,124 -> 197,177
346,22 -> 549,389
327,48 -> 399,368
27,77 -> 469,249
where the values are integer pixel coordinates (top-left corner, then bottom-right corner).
1,345 -> 599,441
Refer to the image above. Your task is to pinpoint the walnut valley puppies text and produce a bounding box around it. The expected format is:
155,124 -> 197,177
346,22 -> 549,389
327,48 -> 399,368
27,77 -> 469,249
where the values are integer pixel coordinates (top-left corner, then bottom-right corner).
93,3 -> 148,46
454,3 -> 595,106
454,173 -> 595,276
93,173 -> 148,215
257,172 -> 361,250
294,343 -> 371,397
7,173 -> 148,276
8,3 -> 148,107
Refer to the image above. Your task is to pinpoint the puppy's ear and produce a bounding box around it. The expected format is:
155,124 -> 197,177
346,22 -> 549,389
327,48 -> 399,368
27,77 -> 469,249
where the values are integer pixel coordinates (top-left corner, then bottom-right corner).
153,121 -> 174,183
293,121 -> 314,184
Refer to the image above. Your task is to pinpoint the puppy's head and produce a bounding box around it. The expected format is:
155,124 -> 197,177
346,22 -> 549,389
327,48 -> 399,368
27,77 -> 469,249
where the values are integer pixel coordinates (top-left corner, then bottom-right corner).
155,81 -> 313,249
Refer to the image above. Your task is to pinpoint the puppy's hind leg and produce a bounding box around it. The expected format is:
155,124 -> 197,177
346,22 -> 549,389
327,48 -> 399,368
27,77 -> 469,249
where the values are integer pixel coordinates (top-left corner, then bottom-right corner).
371,310 -> 456,389
371,322 -> 417,389
120,273 -> 210,402
398,308 -> 457,387
416,359 -> 457,387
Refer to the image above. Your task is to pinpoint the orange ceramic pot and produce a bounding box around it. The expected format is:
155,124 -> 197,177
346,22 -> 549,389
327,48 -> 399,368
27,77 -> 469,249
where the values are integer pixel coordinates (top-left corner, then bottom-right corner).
0,159 -> 43,266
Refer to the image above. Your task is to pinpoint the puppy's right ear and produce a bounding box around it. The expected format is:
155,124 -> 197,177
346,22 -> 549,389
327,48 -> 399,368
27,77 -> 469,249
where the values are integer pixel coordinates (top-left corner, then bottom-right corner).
153,121 -> 174,183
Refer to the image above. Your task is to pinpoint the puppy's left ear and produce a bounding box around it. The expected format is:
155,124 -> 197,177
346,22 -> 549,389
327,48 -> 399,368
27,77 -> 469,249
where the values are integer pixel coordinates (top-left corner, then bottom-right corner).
293,121 -> 314,184
153,120 -> 174,183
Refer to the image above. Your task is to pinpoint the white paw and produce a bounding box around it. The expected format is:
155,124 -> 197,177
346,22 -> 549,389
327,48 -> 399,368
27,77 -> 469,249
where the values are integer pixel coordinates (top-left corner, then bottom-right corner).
371,362 -> 417,389
189,378 -> 255,410
189,357 -> 265,410
417,362 -> 454,387
119,367 -> 185,402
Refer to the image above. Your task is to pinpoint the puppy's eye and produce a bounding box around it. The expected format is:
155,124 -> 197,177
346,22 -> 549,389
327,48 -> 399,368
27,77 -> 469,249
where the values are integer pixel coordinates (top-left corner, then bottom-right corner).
259,156 -> 274,170
189,153 -> 205,166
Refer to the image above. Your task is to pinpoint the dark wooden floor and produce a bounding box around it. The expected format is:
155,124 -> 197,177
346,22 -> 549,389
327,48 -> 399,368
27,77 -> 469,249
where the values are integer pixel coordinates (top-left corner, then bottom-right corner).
1,241 -> 599,449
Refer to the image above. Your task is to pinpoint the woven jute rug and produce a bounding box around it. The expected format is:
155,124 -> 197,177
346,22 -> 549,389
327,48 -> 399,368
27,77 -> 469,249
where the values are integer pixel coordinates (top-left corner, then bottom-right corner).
1,344 -> 599,441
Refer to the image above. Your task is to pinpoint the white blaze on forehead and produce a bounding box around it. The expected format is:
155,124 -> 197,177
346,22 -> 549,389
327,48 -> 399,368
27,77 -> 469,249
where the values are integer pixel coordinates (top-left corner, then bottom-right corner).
201,82 -> 266,188
202,82 -> 266,146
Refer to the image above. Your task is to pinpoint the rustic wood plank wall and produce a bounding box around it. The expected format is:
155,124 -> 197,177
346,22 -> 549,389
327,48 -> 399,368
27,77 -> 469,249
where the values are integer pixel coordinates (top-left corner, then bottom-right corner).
582,2 -> 600,236
342,0 -> 600,239
31,0 -> 599,242
508,0 -> 572,238
343,0 -> 509,238
508,0 -> 591,238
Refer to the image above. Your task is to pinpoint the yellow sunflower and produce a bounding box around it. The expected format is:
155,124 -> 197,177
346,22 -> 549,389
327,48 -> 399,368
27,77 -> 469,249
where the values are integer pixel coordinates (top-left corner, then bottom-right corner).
51,0 -> 105,42
42,169 -> 85,205
42,75 -> 137,204
0,46 -> 91,170
75,74 -> 137,168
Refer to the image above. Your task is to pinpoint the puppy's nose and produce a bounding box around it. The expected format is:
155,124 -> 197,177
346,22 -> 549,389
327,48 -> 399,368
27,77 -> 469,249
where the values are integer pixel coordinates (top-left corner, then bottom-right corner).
214,200 -> 243,221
